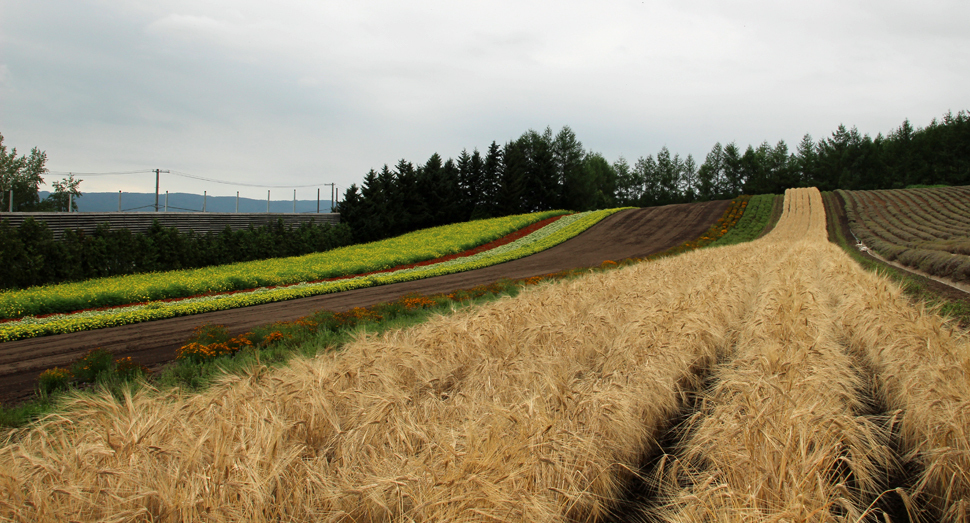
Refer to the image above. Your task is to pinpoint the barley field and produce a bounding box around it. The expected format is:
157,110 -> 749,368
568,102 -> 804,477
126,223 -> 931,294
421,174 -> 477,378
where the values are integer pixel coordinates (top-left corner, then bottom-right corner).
1,188 -> 968,522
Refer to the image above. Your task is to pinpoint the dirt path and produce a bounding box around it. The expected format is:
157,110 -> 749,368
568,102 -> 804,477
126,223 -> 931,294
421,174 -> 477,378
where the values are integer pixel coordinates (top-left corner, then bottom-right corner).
0,201 -> 729,406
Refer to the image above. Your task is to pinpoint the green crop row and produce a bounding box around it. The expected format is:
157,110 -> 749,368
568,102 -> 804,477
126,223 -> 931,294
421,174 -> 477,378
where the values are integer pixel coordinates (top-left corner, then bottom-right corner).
0,209 -> 625,341
706,194 -> 780,247
0,211 -> 568,321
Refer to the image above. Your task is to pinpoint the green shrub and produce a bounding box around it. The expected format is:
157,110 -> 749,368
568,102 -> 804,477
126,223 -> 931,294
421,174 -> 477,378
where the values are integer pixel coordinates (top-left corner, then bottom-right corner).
69,348 -> 115,384
36,367 -> 72,396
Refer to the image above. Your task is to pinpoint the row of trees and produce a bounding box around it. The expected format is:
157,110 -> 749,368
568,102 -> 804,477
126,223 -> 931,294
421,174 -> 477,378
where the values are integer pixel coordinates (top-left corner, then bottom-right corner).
338,127 -> 620,242
339,111 -> 970,242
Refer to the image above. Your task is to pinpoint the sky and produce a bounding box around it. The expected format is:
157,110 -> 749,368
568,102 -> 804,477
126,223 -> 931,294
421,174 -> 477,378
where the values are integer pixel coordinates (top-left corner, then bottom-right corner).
1,0 -> 968,200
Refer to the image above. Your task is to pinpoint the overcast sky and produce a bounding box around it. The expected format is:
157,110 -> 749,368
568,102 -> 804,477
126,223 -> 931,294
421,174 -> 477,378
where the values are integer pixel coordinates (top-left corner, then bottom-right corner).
1,0 -> 968,200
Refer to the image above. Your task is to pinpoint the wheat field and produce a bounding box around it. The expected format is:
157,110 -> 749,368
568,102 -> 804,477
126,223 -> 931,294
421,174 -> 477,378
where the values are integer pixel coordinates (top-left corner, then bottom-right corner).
1,188 -> 968,522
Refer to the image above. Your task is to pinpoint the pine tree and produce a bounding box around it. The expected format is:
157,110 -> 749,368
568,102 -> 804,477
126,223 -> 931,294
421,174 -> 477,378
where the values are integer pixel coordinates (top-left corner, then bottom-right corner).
553,126 -> 585,210
480,141 -> 503,218
498,140 -> 526,215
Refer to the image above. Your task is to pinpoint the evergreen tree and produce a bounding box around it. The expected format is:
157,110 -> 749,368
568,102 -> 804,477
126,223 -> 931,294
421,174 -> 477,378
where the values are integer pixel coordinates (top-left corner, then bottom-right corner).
655,146 -> 681,205
517,128 -> 558,212
394,159 -> 420,234
357,169 -> 384,242
498,140 -> 527,215
635,154 -> 659,206
581,152 -> 616,210
552,126 -> 586,210
795,134 -> 818,188
697,142 -> 725,201
722,142 -> 745,196
480,141 -> 503,218
613,156 -> 642,206
681,154 -> 697,202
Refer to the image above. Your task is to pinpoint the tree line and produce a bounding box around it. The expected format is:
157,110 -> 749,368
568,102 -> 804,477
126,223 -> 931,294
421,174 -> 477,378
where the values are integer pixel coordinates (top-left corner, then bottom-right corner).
339,111 -> 970,242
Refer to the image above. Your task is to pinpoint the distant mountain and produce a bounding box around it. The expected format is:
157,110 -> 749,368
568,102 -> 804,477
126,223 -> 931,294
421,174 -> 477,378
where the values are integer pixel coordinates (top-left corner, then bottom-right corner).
39,191 -> 336,214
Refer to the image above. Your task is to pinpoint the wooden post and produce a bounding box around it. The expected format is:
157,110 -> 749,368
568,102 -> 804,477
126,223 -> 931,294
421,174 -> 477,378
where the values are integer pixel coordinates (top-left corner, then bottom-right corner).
203,191 -> 207,212
267,190 -> 270,213
165,191 -> 169,212
118,190 -> 122,212
236,191 -> 239,213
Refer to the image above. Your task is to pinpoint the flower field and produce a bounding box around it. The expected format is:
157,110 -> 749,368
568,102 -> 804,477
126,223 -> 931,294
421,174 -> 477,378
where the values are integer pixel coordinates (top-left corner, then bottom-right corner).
840,185 -> 970,282
0,209 -> 623,342
0,210 -> 568,321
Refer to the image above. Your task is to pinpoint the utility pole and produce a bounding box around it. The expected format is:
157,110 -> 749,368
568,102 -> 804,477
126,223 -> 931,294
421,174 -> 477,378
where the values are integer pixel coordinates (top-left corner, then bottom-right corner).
324,183 -> 335,213
154,169 -> 170,212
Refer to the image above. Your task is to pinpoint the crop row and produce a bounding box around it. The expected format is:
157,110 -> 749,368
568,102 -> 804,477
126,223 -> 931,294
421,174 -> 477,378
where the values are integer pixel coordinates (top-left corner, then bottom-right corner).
12,199 -> 754,419
0,210 -> 568,321
707,193 -> 780,247
0,209 -> 622,342
9,189 -> 970,521
840,186 -> 970,282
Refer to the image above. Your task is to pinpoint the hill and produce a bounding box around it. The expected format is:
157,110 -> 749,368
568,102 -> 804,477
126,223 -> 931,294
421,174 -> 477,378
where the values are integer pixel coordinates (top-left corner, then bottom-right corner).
39,191 -> 335,213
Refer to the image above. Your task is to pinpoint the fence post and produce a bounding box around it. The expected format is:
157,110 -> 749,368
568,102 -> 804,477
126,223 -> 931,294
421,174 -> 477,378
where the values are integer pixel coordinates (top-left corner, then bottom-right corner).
293,189 -> 296,213
68,192 -> 72,212
236,191 -> 239,213
8,189 -> 13,212
317,188 -> 320,213
267,190 -> 270,213
203,191 -> 207,212
118,190 -> 122,212
165,191 -> 169,212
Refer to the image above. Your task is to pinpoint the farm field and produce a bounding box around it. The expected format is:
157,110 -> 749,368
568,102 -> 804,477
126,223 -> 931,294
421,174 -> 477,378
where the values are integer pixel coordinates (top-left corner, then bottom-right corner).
0,210 -> 572,321
0,209 -> 620,343
0,201 -> 730,407
840,185 -> 970,283
1,189 -> 968,521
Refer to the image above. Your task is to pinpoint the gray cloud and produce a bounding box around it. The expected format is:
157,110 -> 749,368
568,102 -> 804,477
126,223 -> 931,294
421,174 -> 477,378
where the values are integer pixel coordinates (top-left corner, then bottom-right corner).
1,0 -> 968,199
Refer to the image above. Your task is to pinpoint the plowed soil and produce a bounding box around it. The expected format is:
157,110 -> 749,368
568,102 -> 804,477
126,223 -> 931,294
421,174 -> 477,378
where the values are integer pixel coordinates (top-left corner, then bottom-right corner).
0,201 -> 729,406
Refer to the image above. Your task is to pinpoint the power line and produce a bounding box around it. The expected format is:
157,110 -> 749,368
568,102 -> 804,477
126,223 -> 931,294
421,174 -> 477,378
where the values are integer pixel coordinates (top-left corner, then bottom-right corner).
48,170 -> 154,176
47,169 -> 330,189
168,170 -> 326,188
